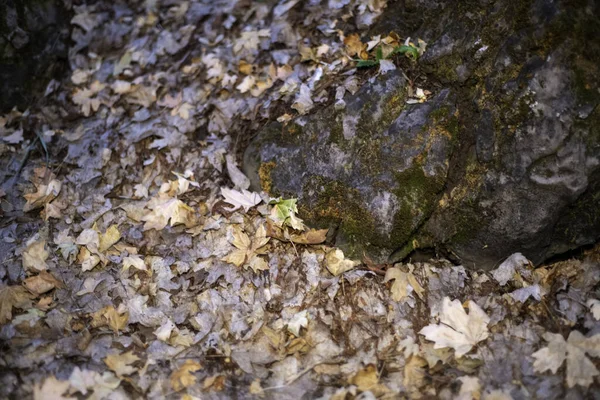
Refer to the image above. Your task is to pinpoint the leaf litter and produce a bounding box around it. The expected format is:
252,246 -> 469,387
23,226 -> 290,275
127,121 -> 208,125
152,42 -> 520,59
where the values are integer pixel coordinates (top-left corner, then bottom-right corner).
0,0 -> 599,399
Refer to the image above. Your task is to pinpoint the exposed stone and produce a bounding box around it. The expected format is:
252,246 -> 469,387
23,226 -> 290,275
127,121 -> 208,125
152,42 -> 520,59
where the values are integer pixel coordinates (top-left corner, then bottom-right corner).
0,0 -> 71,112
244,0 -> 600,269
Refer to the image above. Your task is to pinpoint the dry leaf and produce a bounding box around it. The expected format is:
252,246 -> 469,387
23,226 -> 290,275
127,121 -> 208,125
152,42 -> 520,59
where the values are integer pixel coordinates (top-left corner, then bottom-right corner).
142,198 -> 196,231
23,179 -> 62,212
33,376 -> 73,400
384,266 -> 424,302
22,237 -> 49,272
419,297 -> 490,357
170,360 -> 202,391
98,225 -> 121,252
325,248 -> 358,276
532,330 -> 600,388
104,351 -> 140,377
222,225 -> 270,273
0,285 -> 34,324
23,271 -> 64,295
344,33 -> 368,59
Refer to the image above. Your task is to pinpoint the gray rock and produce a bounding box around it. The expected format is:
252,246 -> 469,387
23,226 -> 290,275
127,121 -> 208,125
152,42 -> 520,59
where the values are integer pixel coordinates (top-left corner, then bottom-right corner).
0,0 -> 71,112
244,0 -> 600,269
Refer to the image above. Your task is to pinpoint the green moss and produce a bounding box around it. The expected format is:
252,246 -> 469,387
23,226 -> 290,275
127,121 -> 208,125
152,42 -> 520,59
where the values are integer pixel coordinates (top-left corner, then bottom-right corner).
299,177 -> 376,244
258,161 -> 276,194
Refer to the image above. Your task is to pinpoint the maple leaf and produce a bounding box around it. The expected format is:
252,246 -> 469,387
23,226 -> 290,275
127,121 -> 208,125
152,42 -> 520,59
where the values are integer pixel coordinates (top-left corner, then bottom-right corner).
325,248 -> 359,276
0,285 -> 34,324
33,376 -> 73,400
142,197 -> 196,231
104,351 -> 140,377
532,330 -> 600,388
384,266 -> 425,302
222,225 -> 270,273
419,297 -> 490,357
344,33 -> 368,59
221,187 -> 261,212
90,306 -> 129,333
268,197 -> 305,231
170,360 -> 202,392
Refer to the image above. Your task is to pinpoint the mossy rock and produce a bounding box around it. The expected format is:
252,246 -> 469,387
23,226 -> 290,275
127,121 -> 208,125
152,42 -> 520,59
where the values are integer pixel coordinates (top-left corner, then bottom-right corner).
244,0 -> 600,269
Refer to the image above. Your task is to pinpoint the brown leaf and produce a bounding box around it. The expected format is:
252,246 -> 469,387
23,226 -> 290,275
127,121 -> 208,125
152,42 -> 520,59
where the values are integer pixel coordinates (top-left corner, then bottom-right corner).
289,228 -> 328,244
0,285 -> 34,324
104,351 -> 140,377
170,360 -> 202,391
24,271 -> 64,295
344,33 -> 368,59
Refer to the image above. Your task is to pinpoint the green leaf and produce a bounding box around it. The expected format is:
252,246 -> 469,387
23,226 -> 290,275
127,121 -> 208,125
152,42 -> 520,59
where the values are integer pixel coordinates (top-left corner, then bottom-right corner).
356,59 -> 379,68
390,45 -> 419,60
375,46 -> 383,61
268,198 -> 305,231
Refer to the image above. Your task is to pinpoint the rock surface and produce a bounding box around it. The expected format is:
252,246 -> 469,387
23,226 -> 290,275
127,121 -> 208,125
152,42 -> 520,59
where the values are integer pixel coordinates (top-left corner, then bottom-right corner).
244,0 -> 600,269
0,0 -> 71,112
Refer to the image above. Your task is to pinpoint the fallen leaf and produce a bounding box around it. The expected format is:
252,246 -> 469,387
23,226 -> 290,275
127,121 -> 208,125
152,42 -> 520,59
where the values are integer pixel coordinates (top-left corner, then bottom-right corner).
268,197 -> 305,231
384,266 -> 424,302
90,306 -> 128,333
0,285 -> 34,324
287,310 -> 308,337
222,225 -> 270,273
220,187 -> 262,212
104,351 -> 140,377
419,297 -> 490,357
289,228 -> 328,244
33,376 -> 73,400
344,33 -> 367,59
170,360 -> 202,391
98,225 -> 121,252
142,198 -> 196,231
23,271 -> 64,295
325,248 -> 358,276
23,179 -> 62,212
22,237 -> 49,272
532,330 -> 600,388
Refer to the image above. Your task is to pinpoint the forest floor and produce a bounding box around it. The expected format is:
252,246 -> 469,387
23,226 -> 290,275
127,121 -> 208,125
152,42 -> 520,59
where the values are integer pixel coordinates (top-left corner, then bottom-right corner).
1,0 -> 599,399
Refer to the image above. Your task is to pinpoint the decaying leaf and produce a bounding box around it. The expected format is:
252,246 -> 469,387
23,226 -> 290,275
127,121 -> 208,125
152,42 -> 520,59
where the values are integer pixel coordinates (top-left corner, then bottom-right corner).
532,330 -> 600,388
90,306 -> 129,333
22,237 -> 49,272
221,187 -> 262,212
98,224 -> 121,252
419,297 -> 490,357
0,285 -> 34,324
222,225 -> 270,273
104,351 -> 140,377
33,376 -> 73,400
384,266 -> 424,302
23,271 -> 64,295
170,360 -> 202,391
325,248 -> 359,276
142,197 -> 196,231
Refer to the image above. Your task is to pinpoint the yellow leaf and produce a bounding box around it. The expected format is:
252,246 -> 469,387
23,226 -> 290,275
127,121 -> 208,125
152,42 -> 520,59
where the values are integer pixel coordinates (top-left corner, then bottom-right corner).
99,225 -> 121,252
170,360 -> 202,391
325,248 -> 358,276
344,33 -> 367,59
104,351 -> 140,377
22,237 -> 49,272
